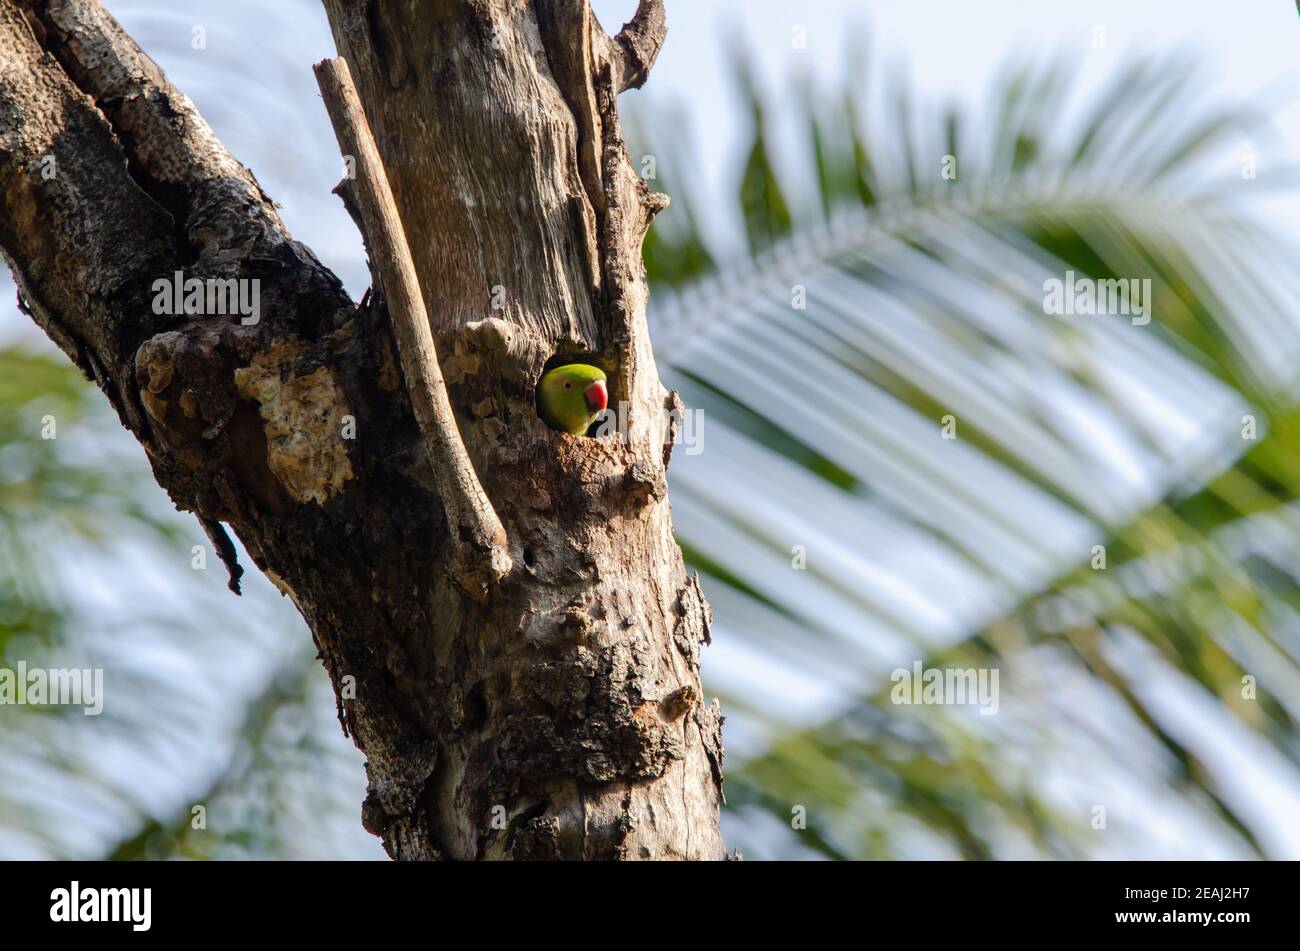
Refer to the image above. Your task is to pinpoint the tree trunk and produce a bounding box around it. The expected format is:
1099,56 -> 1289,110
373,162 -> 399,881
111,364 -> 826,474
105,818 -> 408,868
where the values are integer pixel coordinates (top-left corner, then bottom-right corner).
0,0 -> 723,860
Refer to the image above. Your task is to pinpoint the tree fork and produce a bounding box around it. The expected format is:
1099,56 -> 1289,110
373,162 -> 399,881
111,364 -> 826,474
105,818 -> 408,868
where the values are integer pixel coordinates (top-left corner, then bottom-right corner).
0,0 -> 723,859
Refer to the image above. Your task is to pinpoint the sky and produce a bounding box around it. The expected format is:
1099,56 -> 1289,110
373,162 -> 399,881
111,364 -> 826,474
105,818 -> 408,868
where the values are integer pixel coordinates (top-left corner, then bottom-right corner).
596,0 -> 1300,254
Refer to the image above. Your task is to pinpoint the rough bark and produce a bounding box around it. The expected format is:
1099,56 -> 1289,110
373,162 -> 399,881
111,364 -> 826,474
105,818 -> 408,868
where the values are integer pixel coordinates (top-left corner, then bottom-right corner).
0,0 -> 722,859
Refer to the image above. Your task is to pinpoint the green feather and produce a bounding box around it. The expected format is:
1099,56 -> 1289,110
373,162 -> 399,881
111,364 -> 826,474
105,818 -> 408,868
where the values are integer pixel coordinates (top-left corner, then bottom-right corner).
537,364 -> 607,435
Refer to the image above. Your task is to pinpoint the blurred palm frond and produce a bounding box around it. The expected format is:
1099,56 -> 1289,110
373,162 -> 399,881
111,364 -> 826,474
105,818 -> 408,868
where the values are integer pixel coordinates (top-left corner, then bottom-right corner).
635,48 -> 1300,858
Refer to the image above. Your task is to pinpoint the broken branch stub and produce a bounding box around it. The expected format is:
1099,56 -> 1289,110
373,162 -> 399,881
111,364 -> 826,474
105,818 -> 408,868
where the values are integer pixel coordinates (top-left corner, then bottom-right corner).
313,56 -> 511,598
595,0 -> 668,94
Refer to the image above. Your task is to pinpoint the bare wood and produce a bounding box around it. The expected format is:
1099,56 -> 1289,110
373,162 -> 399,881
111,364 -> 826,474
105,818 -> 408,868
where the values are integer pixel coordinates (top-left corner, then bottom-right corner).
314,57 -> 510,598
594,0 -> 668,93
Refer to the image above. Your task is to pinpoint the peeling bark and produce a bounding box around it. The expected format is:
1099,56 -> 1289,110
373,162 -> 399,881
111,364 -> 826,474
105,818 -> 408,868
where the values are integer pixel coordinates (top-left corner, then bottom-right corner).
0,0 -> 722,859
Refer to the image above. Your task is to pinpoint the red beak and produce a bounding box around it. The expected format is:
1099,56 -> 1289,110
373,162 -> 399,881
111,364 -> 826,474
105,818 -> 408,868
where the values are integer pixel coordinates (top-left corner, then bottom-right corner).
584,379 -> 608,413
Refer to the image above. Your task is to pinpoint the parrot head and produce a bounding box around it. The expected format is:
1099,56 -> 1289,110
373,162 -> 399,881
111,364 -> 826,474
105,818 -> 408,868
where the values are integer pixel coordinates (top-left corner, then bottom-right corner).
537,363 -> 608,435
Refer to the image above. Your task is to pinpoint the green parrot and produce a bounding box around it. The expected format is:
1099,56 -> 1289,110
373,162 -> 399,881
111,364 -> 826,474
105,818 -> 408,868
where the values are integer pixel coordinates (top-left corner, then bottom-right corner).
536,363 -> 608,435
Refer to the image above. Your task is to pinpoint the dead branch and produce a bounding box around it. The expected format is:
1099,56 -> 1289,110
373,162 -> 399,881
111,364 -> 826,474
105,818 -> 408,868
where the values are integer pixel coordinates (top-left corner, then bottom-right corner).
314,57 -> 511,598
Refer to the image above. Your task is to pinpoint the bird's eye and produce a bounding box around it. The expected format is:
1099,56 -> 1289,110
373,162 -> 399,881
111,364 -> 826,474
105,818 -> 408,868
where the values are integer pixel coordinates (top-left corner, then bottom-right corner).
563,381 -> 573,390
